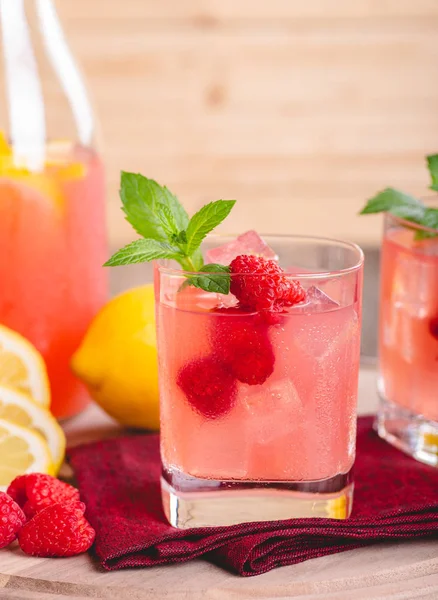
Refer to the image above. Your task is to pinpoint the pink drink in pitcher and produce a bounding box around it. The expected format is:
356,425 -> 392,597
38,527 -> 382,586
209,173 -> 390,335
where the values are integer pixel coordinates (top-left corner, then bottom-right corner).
0,142 -> 107,419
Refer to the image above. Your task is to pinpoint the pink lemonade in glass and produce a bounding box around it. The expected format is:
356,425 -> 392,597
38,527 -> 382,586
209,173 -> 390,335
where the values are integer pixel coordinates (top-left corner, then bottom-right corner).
376,213 -> 438,465
157,234 -> 363,527
0,142 -> 107,420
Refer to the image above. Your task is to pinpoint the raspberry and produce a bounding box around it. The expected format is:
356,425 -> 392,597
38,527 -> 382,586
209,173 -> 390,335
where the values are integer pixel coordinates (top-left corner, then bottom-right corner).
177,356 -> 237,419
212,308 -> 275,385
7,473 -> 80,520
18,501 -> 95,557
430,317 -> 438,340
6,475 -> 28,508
229,255 -> 306,313
0,492 -> 26,549
281,279 -> 308,307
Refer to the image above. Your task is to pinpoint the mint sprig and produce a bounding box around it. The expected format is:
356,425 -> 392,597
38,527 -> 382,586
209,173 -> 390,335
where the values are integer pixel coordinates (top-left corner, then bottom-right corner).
360,155 -> 438,240
105,173 -> 235,293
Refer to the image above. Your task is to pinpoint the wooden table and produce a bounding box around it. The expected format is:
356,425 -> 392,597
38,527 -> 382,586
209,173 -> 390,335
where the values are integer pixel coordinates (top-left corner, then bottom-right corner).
1,368 -> 438,600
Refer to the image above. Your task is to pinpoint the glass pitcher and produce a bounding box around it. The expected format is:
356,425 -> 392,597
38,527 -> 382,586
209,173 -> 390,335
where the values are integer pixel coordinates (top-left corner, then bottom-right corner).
0,0 -> 107,420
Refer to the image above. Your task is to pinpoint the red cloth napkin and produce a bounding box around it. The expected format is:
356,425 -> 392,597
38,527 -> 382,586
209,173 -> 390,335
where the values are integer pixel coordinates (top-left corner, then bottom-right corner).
68,417 -> 438,576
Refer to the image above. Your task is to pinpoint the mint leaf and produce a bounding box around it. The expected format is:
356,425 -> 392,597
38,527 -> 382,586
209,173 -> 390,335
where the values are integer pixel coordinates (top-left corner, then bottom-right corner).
157,203 -> 179,237
360,188 -> 422,215
104,238 -> 181,267
427,155 -> 438,191
415,229 -> 437,241
414,208 -> 438,240
120,172 -> 189,241
389,203 -> 425,223
120,173 -> 166,241
360,185 -> 438,240
423,208 -> 438,228
185,200 -> 236,256
186,264 -> 231,295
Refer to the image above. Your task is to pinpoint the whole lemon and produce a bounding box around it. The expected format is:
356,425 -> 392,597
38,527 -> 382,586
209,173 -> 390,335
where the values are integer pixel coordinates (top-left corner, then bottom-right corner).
71,284 -> 160,430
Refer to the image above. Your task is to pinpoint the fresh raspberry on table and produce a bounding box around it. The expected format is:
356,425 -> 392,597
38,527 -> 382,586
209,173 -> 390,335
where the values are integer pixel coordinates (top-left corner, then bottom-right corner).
7,473 -> 80,520
212,307 -> 275,385
177,355 -> 237,419
18,501 -> 95,558
0,491 -> 26,549
229,255 -> 306,313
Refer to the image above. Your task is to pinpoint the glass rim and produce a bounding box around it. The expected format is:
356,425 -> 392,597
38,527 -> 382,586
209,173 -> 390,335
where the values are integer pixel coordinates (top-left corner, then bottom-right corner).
156,233 -> 364,279
386,195 -> 438,235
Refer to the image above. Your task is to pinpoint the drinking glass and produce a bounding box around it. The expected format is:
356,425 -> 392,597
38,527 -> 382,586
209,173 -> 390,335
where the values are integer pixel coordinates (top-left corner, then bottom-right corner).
0,0 -> 107,419
375,208 -> 438,466
156,235 -> 364,528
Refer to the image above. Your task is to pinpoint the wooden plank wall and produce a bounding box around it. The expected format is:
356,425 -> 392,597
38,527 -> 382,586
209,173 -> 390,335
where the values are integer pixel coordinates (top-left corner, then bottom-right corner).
58,0 -> 438,247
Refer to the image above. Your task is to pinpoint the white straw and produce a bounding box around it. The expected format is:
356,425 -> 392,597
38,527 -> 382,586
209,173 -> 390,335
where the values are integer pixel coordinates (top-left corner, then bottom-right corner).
0,0 -> 46,171
36,0 -> 94,147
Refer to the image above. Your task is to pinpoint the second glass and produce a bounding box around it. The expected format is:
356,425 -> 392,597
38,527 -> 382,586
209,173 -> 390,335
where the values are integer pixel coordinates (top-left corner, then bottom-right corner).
156,235 -> 363,528
376,210 -> 438,466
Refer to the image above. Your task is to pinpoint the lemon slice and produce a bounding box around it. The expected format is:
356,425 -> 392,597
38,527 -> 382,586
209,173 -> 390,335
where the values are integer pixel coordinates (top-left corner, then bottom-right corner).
0,418 -> 54,491
423,432 -> 438,450
52,162 -> 86,181
0,133 -> 84,210
0,131 -> 12,157
327,495 -> 349,519
0,385 -> 65,473
0,325 -> 50,408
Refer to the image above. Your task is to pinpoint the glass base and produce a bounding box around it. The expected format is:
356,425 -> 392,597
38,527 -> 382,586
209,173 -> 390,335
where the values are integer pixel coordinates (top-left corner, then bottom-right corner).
161,468 -> 354,528
375,393 -> 438,467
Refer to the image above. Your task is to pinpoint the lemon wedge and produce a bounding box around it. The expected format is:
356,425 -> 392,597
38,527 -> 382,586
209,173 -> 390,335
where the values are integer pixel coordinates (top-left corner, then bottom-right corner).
0,324 -> 50,408
0,418 -> 54,491
0,385 -> 65,473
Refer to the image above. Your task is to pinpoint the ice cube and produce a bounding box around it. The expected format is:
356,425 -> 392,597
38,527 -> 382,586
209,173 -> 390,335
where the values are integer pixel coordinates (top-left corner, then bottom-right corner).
385,308 -> 415,363
417,237 -> 438,257
289,306 -> 359,360
243,378 -> 302,444
181,414 -> 251,479
306,286 -> 340,309
216,293 -> 239,309
392,254 -> 438,319
206,230 -> 278,265
175,285 -> 221,311
288,285 -> 340,315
